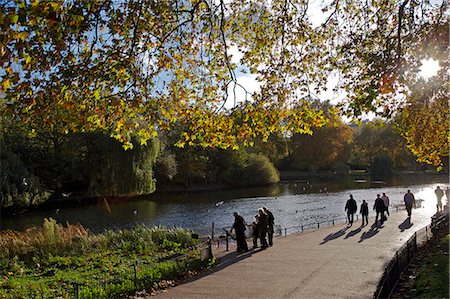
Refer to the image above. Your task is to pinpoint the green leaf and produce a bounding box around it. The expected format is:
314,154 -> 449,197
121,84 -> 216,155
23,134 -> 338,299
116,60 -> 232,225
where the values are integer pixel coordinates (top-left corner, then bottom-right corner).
10,14 -> 19,24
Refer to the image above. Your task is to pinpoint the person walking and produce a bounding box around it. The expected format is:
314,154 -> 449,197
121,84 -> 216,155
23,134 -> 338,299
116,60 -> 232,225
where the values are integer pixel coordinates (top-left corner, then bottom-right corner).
263,206 -> 275,246
373,194 -> 385,226
435,186 -> 444,212
257,208 -> 269,249
404,190 -> 415,218
360,200 -> 369,226
345,194 -> 358,226
251,215 -> 259,249
381,192 -> 390,218
230,212 -> 248,253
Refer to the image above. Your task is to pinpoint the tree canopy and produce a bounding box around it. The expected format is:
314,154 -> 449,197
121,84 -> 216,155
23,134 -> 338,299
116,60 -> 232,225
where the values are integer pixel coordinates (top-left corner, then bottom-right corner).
1,0 -> 448,165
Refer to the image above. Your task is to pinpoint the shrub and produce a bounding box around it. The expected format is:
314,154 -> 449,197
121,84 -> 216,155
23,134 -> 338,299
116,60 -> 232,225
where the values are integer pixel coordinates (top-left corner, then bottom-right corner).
371,153 -> 394,179
241,154 -> 280,186
335,162 -> 350,175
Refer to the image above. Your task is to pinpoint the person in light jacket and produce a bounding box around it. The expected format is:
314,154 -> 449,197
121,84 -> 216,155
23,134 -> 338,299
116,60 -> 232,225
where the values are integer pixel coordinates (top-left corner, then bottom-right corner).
381,192 -> 390,218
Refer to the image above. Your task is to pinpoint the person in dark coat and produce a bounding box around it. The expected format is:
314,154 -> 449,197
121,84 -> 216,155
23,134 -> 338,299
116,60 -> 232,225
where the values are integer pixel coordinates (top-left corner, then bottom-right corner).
404,190 -> 415,218
257,208 -> 269,249
263,206 -> 275,246
360,200 -> 369,226
373,194 -> 386,225
251,215 -> 259,249
230,212 -> 248,252
345,194 -> 358,226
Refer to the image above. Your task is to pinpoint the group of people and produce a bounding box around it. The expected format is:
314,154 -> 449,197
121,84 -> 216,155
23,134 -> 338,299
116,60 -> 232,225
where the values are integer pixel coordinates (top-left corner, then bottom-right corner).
345,187 -> 449,227
230,207 -> 275,253
345,190 -> 413,227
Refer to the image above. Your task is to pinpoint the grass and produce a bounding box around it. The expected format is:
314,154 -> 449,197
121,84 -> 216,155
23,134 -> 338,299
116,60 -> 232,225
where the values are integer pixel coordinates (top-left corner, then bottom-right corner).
415,234 -> 449,299
0,218 -> 211,298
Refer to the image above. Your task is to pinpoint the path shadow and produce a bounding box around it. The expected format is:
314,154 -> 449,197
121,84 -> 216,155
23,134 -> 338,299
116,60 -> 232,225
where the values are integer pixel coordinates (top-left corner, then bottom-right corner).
344,227 -> 362,239
399,217 -> 414,232
358,223 -> 381,243
320,227 -> 349,244
174,248 -> 258,286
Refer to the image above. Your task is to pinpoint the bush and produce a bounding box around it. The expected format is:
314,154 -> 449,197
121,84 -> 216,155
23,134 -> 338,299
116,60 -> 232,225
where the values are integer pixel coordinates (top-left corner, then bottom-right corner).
241,154 -> 280,186
335,162 -> 350,175
371,153 -> 394,179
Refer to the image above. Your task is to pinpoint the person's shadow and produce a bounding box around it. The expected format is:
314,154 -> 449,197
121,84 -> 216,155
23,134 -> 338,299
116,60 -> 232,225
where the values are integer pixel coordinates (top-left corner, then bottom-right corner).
399,217 -> 414,232
345,227 -> 362,239
358,223 -> 380,243
320,227 -> 349,244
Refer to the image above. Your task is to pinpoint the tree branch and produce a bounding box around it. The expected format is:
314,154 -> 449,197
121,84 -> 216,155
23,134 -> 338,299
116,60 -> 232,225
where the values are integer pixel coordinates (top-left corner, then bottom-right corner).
396,0 -> 410,68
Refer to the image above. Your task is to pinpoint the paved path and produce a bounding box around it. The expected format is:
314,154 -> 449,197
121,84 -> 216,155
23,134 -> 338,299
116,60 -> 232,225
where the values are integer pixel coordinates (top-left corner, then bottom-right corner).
156,207 -> 434,299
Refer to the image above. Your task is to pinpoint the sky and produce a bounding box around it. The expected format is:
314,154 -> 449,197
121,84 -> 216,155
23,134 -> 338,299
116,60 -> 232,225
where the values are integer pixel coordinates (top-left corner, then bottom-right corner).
224,0 -> 442,117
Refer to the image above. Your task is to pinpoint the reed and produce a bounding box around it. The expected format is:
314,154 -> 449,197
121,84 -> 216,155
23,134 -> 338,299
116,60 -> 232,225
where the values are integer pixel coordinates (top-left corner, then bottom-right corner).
0,218 -> 88,260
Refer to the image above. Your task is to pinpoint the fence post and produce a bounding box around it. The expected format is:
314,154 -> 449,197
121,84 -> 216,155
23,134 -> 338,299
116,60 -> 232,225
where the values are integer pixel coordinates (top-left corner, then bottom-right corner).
356,214 -> 359,220
332,220 -> 335,226
407,242 -> 410,262
317,222 -> 320,229
74,282 -> 79,299
211,222 -> 215,241
225,230 -> 229,251
301,225 -> 304,232
284,228 -> 287,236
414,232 -> 417,252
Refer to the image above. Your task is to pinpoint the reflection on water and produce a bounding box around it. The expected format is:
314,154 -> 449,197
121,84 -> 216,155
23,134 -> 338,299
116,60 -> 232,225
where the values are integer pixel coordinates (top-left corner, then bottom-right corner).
2,175 -> 448,234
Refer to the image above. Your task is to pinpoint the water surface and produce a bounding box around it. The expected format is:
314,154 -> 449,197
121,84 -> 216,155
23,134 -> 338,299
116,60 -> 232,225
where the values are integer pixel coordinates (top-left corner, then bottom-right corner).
2,175 -> 448,234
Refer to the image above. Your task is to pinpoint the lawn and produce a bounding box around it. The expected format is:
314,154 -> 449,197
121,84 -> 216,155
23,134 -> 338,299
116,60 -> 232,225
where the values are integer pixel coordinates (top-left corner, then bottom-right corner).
415,234 -> 449,299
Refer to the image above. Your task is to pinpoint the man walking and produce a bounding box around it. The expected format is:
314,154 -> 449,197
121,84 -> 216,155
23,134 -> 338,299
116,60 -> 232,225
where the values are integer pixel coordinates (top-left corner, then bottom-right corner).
360,200 -> 369,226
381,192 -> 390,218
404,190 -> 415,218
373,194 -> 385,226
345,194 -> 357,226
435,186 -> 444,212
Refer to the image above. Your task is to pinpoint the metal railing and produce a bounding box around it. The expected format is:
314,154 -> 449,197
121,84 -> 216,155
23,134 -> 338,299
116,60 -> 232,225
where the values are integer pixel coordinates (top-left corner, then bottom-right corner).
202,205 -> 425,254
374,211 -> 449,299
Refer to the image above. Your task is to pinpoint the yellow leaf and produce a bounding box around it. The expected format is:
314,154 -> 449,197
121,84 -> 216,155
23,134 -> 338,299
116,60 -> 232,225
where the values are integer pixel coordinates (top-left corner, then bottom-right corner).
2,79 -> 12,90
174,140 -> 185,148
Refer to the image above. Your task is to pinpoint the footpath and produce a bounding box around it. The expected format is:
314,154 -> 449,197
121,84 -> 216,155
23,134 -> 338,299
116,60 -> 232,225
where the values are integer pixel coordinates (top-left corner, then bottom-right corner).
155,207 -> 435,299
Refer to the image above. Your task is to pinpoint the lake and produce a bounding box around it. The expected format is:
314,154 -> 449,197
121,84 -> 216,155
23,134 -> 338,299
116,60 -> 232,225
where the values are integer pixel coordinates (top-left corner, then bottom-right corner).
1,174 -> 448,235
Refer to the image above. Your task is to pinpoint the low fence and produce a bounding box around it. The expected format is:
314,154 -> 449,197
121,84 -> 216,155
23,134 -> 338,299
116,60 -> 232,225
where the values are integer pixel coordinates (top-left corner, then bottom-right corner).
374,211 -> 449,299
203,205 -> 416,252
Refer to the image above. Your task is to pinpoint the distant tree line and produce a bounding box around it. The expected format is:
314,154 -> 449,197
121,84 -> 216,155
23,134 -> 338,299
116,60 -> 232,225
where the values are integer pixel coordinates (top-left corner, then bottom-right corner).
1,110 -> 447,209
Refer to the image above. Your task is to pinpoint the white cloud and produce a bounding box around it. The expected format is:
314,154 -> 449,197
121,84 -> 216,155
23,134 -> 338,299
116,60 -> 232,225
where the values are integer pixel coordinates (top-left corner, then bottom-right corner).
224,73 -> 262,109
